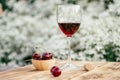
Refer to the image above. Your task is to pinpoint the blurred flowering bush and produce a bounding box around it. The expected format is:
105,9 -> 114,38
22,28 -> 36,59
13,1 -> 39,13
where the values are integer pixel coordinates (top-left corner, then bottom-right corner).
0,0 -> 120,67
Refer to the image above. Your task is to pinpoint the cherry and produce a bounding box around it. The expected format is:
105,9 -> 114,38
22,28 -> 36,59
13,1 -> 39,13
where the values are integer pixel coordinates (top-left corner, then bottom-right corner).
52,68 -> 61,77
32,53 -> 40,60
50,66 -> 59,73
51,66 -> 61,77
42,52 -> 52,60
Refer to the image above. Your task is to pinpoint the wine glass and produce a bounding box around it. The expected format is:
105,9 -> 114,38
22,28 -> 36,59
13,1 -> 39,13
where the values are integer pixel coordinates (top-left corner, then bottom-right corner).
57,4 -> 81,70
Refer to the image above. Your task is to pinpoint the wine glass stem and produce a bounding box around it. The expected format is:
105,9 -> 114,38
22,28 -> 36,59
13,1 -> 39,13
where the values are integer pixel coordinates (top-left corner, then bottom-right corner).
67,37 -> 72,64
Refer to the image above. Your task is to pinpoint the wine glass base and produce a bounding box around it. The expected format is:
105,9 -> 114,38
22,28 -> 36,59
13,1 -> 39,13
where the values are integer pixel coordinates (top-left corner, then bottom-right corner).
60,63 -> 79,71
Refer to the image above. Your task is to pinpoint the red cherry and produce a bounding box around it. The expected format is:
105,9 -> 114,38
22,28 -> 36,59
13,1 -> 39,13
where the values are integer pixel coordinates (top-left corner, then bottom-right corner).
42,52 -> 51,60
32,53 -> 40,60
50,66 -> 59,73
52,68 -> 61,77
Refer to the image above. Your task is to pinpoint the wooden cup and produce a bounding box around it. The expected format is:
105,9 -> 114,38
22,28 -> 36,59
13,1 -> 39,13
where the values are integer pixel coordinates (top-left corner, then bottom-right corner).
32,59 -> 55,71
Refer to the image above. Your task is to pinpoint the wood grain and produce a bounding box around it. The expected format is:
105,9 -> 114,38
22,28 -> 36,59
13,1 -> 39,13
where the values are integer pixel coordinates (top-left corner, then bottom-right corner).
0,60 -> 119,80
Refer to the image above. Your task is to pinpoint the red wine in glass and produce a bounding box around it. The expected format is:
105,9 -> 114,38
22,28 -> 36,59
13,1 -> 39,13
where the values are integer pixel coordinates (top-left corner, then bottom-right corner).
58,23 -> 80,37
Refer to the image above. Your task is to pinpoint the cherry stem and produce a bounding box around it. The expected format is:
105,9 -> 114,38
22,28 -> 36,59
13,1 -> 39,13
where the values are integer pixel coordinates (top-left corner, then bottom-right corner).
34,45 -> 47,53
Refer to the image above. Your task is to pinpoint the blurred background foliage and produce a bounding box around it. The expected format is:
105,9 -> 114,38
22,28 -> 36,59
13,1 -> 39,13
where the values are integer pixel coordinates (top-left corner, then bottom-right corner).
0,0 -> 120,70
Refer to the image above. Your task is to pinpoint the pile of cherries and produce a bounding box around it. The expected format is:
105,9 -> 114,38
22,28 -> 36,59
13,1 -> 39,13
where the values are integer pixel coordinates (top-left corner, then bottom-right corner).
32,52 -> 62,77
32,52 -> 53,60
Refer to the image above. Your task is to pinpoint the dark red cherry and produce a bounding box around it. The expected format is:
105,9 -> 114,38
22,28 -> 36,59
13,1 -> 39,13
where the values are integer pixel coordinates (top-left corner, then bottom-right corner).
42,52 -> 52,60
50,66 -> 59,73
50,66 -> 61,77
52,67 -> 61,77
32,53 -> 40,60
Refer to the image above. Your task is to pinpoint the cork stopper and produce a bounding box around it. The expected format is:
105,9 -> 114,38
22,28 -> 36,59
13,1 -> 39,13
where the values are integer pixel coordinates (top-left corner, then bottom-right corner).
84,63 -> 94,71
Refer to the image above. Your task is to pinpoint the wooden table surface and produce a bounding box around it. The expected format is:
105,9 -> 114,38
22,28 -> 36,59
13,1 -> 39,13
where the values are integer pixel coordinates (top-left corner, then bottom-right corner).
0,60 -> 120,80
